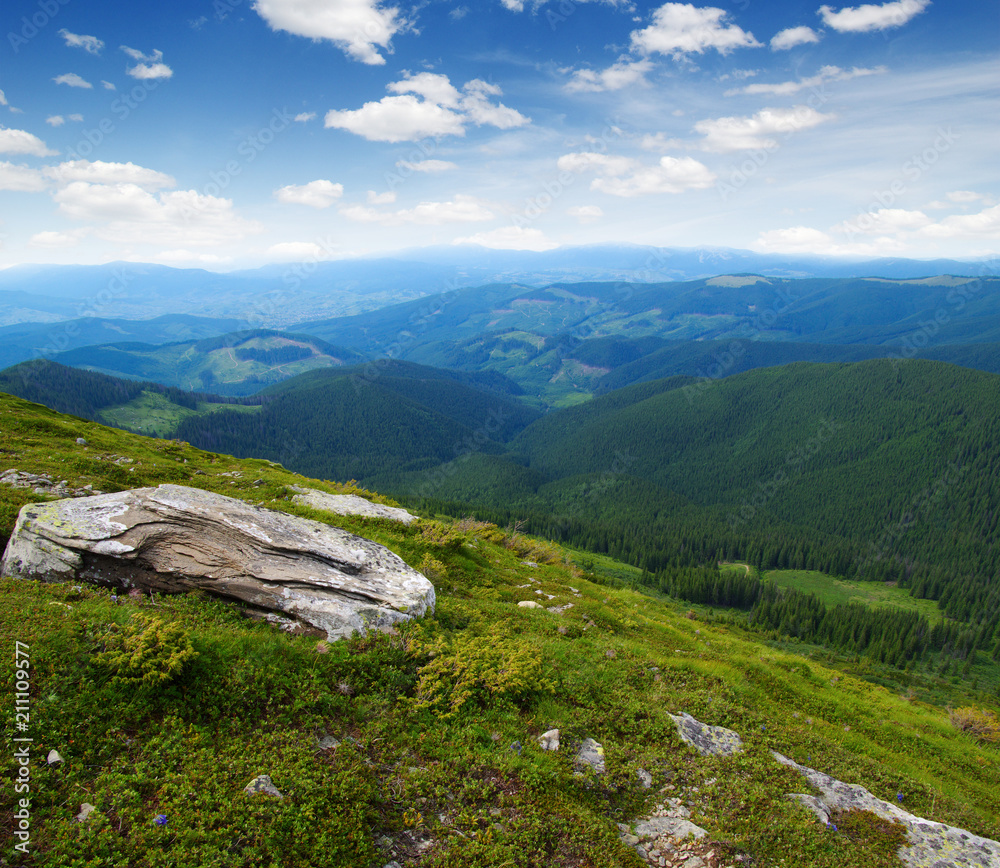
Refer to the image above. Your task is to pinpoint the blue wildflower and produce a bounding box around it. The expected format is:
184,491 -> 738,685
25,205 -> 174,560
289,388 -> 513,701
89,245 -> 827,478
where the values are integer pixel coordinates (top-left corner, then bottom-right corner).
897,792 -> 904,803
154,814 -> 168,826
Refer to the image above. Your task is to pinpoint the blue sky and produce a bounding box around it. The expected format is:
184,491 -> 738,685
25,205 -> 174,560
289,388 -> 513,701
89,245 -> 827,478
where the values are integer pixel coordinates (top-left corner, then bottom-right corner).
1,0 -> 997,269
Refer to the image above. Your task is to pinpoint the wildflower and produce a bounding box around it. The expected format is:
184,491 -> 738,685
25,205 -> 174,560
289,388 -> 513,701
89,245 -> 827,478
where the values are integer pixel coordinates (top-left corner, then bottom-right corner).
897,792 -> 904,803
154,814 -> 168,826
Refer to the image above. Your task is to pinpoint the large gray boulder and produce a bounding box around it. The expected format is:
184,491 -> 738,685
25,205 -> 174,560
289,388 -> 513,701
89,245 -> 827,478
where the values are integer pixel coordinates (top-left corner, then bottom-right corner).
775,752 -> 1000,868
1,484 -> 434,641
290,486 -> 417,525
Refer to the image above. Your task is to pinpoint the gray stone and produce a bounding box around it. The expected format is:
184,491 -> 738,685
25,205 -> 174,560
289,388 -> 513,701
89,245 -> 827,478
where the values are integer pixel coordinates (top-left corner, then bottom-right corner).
637,768 -> 653,789
244,774 -> 283,799
315,735 -> 341,751
46,749 -> 64,765
1,484 -> 434,641
518,600 -> 544,609
76,438 -> 87,446
775,751 -> 1000,868
291,487 -> 416,525
669,712 -> 744,757
788,793 -> 830,824
574,738 -> 606,774
538,728 -> 560,751
634,816 -> 708,841
75,803 -> 96,822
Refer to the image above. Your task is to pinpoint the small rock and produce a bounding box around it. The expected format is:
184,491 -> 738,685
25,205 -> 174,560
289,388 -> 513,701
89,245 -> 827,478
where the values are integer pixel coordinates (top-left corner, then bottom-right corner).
517,601 -> 543,609
75,803 -> 96,822
47,749 -> 64,765
244,774 -> 283,799
574,738 -> 605,774
76,438 -> 87,446
637,768 -> 653,789
538,729 -> 560,751
315,735 -> 340,751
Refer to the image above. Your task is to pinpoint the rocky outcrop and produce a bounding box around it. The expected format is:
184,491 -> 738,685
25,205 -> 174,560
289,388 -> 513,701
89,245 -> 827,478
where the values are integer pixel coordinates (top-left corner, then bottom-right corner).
669,713 -> 744,757
290,486 -> 416,524
1,468 -> 103,498
775,752 -> 1000,868
1,484 -> 434,641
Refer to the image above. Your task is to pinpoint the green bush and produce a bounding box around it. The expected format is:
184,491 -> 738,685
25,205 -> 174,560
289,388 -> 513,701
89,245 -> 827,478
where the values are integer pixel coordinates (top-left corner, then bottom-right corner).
94,614 -> 199,687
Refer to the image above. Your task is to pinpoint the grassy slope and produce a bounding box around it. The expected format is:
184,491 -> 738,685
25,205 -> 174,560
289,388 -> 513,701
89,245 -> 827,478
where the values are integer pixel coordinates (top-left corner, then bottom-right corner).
0,392 -> 998,867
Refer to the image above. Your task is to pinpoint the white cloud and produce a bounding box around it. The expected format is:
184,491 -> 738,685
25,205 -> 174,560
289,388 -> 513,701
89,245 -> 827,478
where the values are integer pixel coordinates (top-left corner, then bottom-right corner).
946,190 -> 985,203
454,225 -> 559,251
121,47 -> 173,80
274,179 -> 345,208
0,161 -> 47,192
325,74 -> 528,142
54,182 -> 261,246
148,249 -> 231,264
568,205 -> 604,222
631,3 -> 761,58
0,127 -> 58,157
252,0 -> 404,65
396,159 -> 458,173
0,90 -> 7,106
53,73 -> 93,89
294,112 -> 316,122
265,241 -> 329,260
725,64 -> 885,96
565,58 -> 654,93
68,113 -> 83,122
752,225 -> 905,255
770,26 -> 821,50
340,193 -> 494,225
59,29 -> 104,54
640,132 -> 685,150
28,230 -> 87,248
366,190 -> 396,204
834,207 -> 931,236
919,204 -> 1000,240
45,160 -> 175,190
693,106 -> 834,152
46,116 -> 66,127
818,0 -> 930,33
558,151 -> 716,196
101,80 -> 116,90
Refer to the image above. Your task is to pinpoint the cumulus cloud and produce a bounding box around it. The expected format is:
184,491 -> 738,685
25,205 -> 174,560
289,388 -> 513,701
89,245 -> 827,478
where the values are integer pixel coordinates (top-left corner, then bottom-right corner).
45,160 -> 175,190
274,179 -> 344,208
396,159 -> 458,172
29,230 -> 87,248
53,73 -> 93,88
253,0 -> 404,65
834,207 -> 931,236
454,225 -> 559,251
693,106 -> 834,152
121,47 -> 173,80
59,29 -> 104,54
339,193 -> 493,225
631,3 -> 761,58
265,241 -> 331,260
565,58 -> 654,93
325,73 -> 528,142
818,0 -> 930,32
770,26 -> 821,50
0,161 -> 47,192
0,127 -> 58,157
53,182 -> 261,246
558,151 -> 716,196
46,116 -> 65,127
568,205 -> 604,222
919,204 -> 1000,240
725,65 -> 885,96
